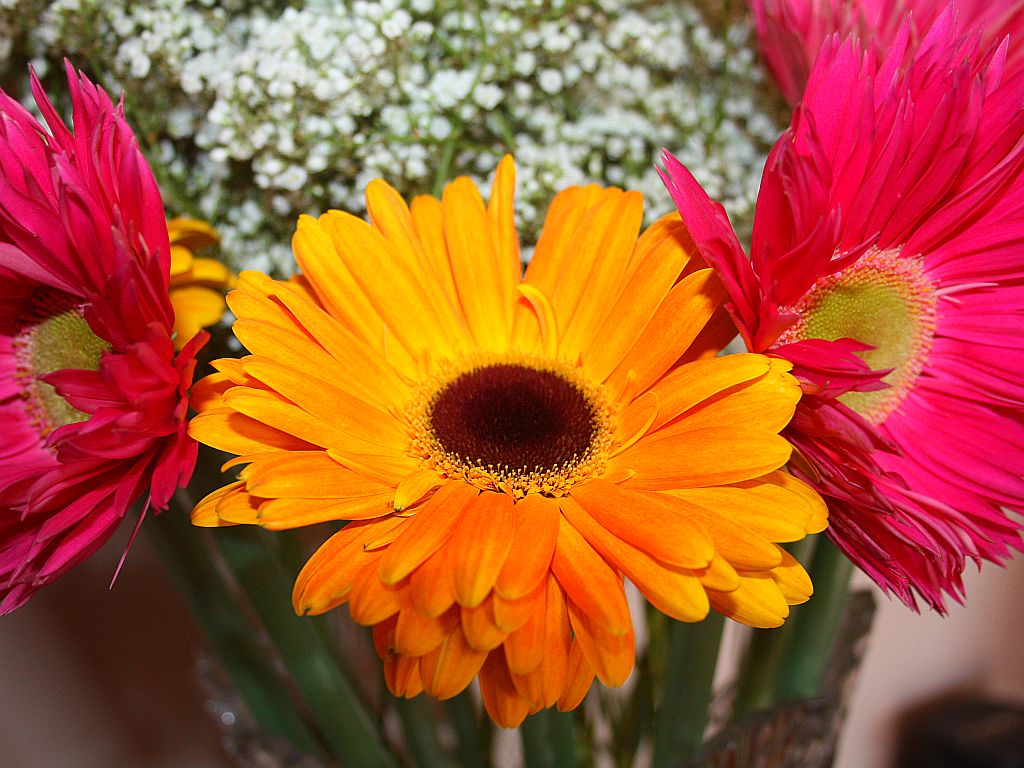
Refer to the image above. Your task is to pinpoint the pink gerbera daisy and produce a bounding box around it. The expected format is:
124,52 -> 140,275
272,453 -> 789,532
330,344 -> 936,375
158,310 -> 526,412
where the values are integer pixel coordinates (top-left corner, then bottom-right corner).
661,14 -> 1024,611
751,0 -> 1024,104
0,64 -> 206,612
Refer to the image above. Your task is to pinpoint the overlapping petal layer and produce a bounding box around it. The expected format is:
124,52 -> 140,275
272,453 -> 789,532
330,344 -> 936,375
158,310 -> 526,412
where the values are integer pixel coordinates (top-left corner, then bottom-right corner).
191,157 -> 826,725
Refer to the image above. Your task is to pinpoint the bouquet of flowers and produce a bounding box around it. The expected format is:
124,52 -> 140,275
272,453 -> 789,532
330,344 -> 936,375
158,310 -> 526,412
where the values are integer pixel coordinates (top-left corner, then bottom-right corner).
2,1 -> 1022,766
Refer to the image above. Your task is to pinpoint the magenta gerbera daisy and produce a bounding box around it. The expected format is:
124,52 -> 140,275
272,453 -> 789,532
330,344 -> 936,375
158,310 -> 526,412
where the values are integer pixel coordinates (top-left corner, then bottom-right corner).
0,64 -> 206,612
661,14 -> 1024,611
750,0 -> 1024,105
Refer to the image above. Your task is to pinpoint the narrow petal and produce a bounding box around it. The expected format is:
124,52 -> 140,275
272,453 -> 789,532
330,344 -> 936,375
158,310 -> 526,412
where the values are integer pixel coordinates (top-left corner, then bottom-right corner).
379,482 -> 478,585
550,514 -> 632,636
494,493 -> 560,600
449,491 -> 515,607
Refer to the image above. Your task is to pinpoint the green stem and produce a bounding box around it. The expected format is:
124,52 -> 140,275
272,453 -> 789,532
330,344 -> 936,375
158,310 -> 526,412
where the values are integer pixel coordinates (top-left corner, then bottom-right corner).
216,527 -> 397,768
651,614 -> 726,768
444,691 -> 488,768
730,536 -> 819,718
773,537 -> 855,702
147,505 -> 323,755
394,696 -> 453,768
520,708 -> 577,768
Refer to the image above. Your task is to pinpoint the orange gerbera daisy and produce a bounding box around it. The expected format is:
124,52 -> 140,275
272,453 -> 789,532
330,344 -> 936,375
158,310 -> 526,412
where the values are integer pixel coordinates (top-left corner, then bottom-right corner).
189,157 -> 827,727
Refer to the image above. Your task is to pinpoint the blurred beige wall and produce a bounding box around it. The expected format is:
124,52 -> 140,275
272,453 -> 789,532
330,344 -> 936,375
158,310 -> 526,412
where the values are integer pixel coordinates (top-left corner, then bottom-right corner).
836,555 -> 1024,767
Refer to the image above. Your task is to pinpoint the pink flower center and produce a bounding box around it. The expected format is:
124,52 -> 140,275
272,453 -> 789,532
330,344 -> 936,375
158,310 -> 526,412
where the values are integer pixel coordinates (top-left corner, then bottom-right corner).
13,291 -> 109,438
779,248 -> 937,424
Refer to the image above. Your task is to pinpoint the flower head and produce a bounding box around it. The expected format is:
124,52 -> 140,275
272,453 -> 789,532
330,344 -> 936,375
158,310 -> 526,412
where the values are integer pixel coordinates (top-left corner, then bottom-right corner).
750,0 -> 1024,104
662,12 -> 1024,611
0,64 -> 206,612
191,157 -> 826,726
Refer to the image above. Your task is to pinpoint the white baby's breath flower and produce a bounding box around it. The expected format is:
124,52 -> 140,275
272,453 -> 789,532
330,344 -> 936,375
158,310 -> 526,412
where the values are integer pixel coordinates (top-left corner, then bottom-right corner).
7,0 -> 780,272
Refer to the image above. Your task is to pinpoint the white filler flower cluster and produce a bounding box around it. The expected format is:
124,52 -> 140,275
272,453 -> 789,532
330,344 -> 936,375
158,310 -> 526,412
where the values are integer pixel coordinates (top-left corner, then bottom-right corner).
1,0 -> 782,273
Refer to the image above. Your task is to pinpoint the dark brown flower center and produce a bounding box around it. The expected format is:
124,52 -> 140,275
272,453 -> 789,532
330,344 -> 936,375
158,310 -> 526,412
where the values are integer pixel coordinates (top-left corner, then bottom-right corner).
429,363 -> 598,473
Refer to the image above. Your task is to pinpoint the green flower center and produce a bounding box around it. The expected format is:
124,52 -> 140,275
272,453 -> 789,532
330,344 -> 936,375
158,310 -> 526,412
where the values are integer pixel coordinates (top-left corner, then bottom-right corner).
14,292 -> 109,437
780,249 -> 937,424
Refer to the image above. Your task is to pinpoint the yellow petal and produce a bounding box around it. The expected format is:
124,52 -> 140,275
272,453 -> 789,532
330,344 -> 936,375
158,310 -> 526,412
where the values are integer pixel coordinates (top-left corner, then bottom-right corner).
611,427 -> 793,489
708,572 -> 791,629
240,451 -> 390,499
647,354 -> 772,431
442,176 -> 513,350
606,268 -> 728,398
191,481 -> 244,527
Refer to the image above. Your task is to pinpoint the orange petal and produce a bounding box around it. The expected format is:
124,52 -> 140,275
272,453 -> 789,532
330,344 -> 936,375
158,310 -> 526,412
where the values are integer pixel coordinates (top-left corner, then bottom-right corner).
448,491 -> 515,607
494,493 -> 559,600
240,451 -> 391,499
479,650 -> 532,728
409,547 -> 457,618
658,357 -> 799,436
769,548 -> 813,605
240,357 -> 407,450
486,155 -> 522,289
394,605 -> 457,657
461,597 -> 508,651
566,600 -> 635,687
560,497 -> 711,623
256,493 -> 396,529
557,190 -> 645,360
647,354 -> 772,431
409,194 -> 460,311
571,479 -> 714,569
493,580 -> 544,633
419,628 -> 488,700
550,515 -> 631,636
190,409 -> 314,456
502,583 -> 548,676
292,517 -> 404,614
707,572 -> 791,629
348,560 -> 404,625
585,214 -> 696,382
318,207 -> 467,357
394,470 -> 444,512
556,638 -> 595,713
292,216 -> 399,357
379,482 -> 478,585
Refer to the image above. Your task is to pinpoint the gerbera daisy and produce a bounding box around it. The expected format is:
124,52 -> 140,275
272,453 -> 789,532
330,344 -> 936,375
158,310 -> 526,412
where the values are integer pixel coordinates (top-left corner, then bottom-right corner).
661,13 -> 1024,611
168,217 -> 235,349
190,156 -> 827,726
0,64 -> 207,612
750,0 -> 1024,105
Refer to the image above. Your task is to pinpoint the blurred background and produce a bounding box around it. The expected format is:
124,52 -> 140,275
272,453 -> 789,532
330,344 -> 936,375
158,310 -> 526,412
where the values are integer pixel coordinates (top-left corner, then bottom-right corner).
2,526 -> 1023,768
